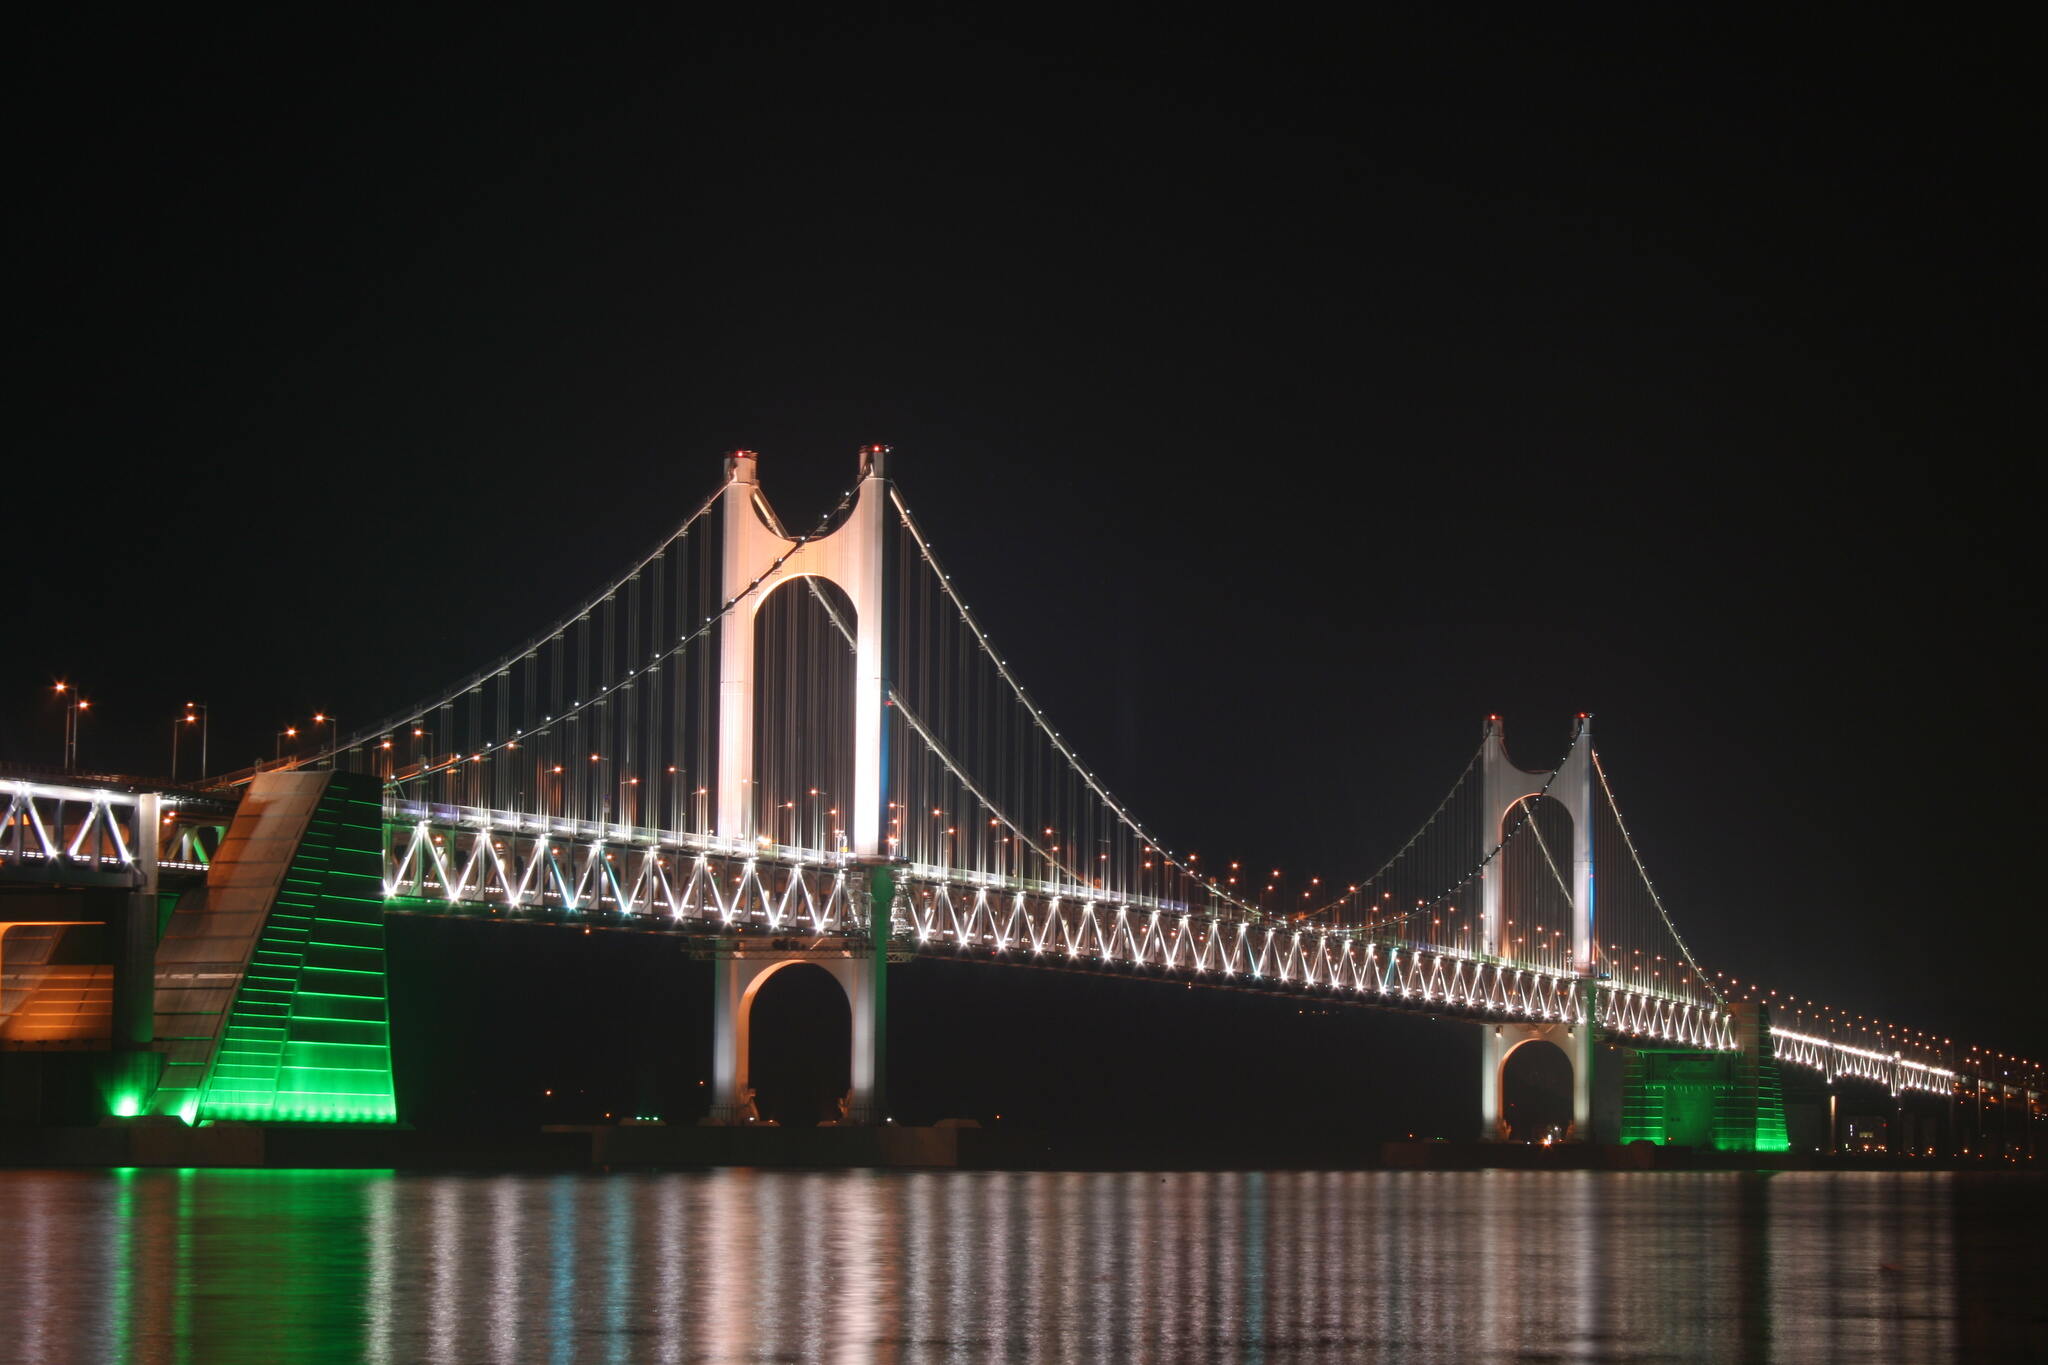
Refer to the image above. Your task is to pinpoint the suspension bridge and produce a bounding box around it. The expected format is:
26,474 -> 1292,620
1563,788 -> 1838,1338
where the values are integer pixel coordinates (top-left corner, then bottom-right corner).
4,448 -> 2040,1153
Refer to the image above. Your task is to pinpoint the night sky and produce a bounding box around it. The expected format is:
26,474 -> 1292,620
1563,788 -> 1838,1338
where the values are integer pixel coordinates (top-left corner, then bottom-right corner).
9,12 -> 2036,1059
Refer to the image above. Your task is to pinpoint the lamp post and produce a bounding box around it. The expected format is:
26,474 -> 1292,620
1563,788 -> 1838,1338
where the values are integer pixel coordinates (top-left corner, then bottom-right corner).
407,729 -> 437,800
171,709 -> 202,781
807,788 -> 828,854
54,684 -> 90,771
312,713 -> 338,768
184,703 -> 208,779
276,726 -> 299,761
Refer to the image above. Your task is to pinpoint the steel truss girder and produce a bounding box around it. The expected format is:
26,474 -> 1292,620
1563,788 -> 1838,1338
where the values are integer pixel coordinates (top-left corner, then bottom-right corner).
0,779 -> 211,886
1,779 -> 221,888
388,820 -> 1731,1043
1,780 -> 136,885
1768,1024 -> 1957,1096
897,881 -> 1724,1041
384,820 -> 860,933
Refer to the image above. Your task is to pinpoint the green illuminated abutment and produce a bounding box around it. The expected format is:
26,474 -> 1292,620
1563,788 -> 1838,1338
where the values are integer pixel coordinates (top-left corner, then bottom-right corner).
197,773 -> 396,1124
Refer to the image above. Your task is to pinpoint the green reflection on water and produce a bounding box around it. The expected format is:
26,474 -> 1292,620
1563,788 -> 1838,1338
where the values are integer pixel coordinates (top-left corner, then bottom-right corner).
103,1169 -> 392,1365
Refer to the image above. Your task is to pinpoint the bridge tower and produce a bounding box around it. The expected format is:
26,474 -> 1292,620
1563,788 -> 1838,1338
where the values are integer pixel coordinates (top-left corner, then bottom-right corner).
1476,714 -> 1596,1140
708,447 -> 895,1124
716,446 -> 891,855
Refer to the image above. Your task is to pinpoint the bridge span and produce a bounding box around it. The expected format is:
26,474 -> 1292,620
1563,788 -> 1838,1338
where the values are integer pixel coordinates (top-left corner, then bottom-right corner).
5,448 -> 2040,1154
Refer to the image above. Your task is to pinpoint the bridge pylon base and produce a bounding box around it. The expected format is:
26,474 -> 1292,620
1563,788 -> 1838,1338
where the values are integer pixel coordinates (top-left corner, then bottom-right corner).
709,948 -> 883,1126
1617,1002 -> 1789,1151
1480,1017 -> 1593,1142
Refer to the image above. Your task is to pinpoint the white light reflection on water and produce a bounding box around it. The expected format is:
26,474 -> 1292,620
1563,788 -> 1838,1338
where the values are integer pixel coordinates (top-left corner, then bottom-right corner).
2,1168 -> 2041,1362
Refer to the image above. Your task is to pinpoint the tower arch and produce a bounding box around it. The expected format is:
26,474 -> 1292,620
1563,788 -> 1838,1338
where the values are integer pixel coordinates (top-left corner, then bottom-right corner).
747,574 -> 858,850
1480,1020 -> 1592,1141
1475,715 -> 1597,1141
1498,1036 -> 1575,1141
710,951 -> 884,1125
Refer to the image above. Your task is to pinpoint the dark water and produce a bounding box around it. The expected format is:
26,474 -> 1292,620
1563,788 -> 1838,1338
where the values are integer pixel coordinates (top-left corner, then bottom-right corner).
2,1168 -> 2041,1362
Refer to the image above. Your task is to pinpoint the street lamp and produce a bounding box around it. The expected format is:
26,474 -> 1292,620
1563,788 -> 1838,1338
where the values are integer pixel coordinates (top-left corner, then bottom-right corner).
182,703 -> 208,779
409,728 -> 433,768
54,683 -> 90,771
312,713 -> 338,767
806,787 -> 828,852
171,708 -> 203,781
276,726 -> 299,761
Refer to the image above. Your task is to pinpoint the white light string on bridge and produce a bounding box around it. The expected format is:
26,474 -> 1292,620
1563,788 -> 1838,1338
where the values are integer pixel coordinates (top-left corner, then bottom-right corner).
886,487 -> 1268,921
1710,971 -> 2043,1083
306,482 -> 731,770
314,476 -> 863,833
1298,740 -> 1483,928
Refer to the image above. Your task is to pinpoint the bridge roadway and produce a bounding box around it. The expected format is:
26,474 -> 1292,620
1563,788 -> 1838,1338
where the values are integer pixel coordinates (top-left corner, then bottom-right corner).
381,794 -> 1733,1052
0,769 -> 2031,1139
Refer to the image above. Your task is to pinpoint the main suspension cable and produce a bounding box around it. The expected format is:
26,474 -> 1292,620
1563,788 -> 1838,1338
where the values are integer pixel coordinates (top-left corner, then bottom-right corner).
325,483 -> 730,759
890,488 -> 1264,920
1590,746 -> 1722,1005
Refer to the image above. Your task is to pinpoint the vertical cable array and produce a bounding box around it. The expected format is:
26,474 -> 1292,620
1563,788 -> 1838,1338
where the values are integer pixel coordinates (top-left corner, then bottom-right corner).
1300,741 -> 1576,971
1302,744 -> 1484,939
1496,794 -> 1576,976
750,577 -> 858,851
883,489 -> 1261,916
318,477 -> 855,837
1588,747 -> 1720,1007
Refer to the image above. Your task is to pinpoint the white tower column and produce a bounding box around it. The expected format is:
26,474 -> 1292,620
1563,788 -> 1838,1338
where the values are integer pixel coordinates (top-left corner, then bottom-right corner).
716,453 -> 763,842
1478,715 -> 1594,971
714,446 -> 890,855
1476,714 -> 1597,1141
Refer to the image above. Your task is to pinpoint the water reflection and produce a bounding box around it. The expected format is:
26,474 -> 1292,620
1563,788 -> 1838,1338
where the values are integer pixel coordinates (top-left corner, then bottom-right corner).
3,1167 -> 2034,1361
